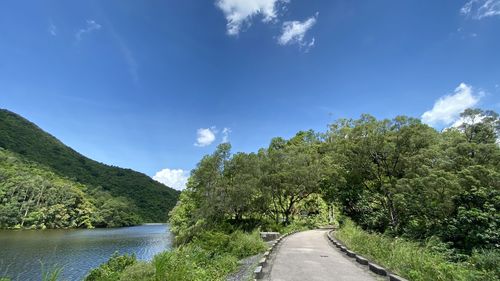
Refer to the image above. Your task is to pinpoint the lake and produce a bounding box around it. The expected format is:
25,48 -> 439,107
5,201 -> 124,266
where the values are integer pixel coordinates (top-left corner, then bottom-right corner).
0,224 -> 173,281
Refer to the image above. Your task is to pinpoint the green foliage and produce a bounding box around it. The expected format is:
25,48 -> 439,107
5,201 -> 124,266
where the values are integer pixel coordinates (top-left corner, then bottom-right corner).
87,230 -> 263,281
168,190 -> 204,244
31,105 -> 500,280
335,219 -> 499,281
469,249 -> 500,278
261,131 -> 326,225
444,166 -> 500,252
85,253 -> 137,281
153,245 -> 237,281
193,230 -> 266,259
169,131 -> 329,243
41,263 -> 63,281
0,148 -> 139,228
117,262 -> 155,281
323,109 -> 500,253
166,107 -> 498,281
0,109 -> 179,223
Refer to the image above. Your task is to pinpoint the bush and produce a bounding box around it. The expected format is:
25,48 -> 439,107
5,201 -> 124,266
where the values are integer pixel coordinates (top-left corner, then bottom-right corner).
153,245 -> 238,281
335,219 -> 499,281
469,249 -> 500,279
118,262 -> 155,281
87,229 -> 265,281
85,253 -> 137,281
227,230 -> 267,259
194,230 -> 266,259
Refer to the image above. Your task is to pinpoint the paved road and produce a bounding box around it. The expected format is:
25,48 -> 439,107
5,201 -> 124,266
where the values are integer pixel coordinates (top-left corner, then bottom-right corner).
267,229 -> 380,281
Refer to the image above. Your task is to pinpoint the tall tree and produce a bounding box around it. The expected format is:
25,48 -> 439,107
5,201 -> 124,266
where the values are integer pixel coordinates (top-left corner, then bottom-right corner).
261,131 -> 324,225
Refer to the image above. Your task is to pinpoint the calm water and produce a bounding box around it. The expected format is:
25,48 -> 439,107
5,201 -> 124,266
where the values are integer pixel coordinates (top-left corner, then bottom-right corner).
0,224 -> 172,281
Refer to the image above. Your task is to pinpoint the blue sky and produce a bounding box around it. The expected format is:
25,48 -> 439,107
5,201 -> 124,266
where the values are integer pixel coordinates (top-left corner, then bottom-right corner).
1,0 -> 499,190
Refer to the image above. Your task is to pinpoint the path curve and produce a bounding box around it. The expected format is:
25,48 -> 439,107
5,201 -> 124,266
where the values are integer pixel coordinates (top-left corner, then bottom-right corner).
267,229 -> 380,281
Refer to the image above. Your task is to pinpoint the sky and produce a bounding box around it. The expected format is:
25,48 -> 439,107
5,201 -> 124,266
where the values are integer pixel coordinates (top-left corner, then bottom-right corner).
1,0 -> 499,190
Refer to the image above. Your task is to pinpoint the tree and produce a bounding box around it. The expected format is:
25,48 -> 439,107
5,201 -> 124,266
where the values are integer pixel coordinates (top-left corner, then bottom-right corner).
185,143 -> 231,225
324,115 -> 440,233
261,131 -> 324,225
222,152 -> 264,222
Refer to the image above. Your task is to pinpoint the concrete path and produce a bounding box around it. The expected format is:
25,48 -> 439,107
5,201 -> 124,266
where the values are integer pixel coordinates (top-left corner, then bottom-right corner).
267,229 -> 380,281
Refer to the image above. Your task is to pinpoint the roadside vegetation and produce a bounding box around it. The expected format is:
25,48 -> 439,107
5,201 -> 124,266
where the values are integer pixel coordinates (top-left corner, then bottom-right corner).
335,218 -> 498,281
83,230 -> 266,281
164,107 -> 498,280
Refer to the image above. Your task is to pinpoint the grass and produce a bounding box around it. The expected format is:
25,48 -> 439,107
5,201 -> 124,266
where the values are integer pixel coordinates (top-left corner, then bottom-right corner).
41,264 -> 63,281
84,229 -> 267,281
334,219 -> 499,281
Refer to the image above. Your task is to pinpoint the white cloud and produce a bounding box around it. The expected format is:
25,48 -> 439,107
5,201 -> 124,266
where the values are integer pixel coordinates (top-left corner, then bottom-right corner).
216,0 -> 287,35
48,23 -> 57,36
278,13 -> 318,48
153,168 -> 189,191
222,127 -> 231,143
195,127 -> 217,147
307,37 -> 316,48
450,114 -> 485,128
461,0 -> 500,19
422,83 -> 481,126
76,20 -> 102,41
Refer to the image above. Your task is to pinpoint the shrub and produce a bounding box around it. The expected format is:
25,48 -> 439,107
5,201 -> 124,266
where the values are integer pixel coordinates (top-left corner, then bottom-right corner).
85,253 -> 136,281
118,262 -> 155,281
227,230 -> 267,259
87,229 -> 264,281
469,249 -> 500,279
193,230 -> 266,259
335,219 -> 498,281
153,245 -> 238,281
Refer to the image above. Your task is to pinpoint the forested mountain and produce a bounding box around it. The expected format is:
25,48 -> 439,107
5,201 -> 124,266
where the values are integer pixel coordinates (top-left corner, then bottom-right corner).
0,109 -> 179,223
0,148 -> 140,228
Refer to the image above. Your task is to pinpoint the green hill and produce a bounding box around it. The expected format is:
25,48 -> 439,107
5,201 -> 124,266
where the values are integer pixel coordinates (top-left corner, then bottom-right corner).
0,148 -> 140,228
0,109 -> 179,223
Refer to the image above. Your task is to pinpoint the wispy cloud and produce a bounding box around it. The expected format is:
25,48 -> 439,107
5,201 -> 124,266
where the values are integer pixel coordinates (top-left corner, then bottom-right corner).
195,127 -> 217,147
278,13 -> 318,50
153,168 -> 189,190
461,0 -> 500,19
119,43 -> 139,84
216,0 -> 287,36
75,20 -> 102,41
48,22 -> 57,36
222,127 -> 231,143
107,24 -> 139,84
421,83 -> 482,126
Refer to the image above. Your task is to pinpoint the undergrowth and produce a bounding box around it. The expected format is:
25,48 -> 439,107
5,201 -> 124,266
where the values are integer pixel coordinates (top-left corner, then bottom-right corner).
334,219 -> 499,281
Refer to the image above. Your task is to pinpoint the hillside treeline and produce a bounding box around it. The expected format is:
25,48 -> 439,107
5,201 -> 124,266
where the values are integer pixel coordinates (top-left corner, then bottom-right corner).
0,148 -> 141,228
0,109 -> 179,223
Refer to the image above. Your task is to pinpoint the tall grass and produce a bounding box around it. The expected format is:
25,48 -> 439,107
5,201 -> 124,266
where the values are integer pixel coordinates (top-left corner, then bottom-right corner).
153,245 -> 237,281
85,229 -> 267,281
41,265 -> 62,281
334,219 -> 498,281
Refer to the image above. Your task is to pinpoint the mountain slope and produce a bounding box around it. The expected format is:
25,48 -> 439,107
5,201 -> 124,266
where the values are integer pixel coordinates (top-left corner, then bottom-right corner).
0,109 -> 179,222
0,148 -> 141,228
